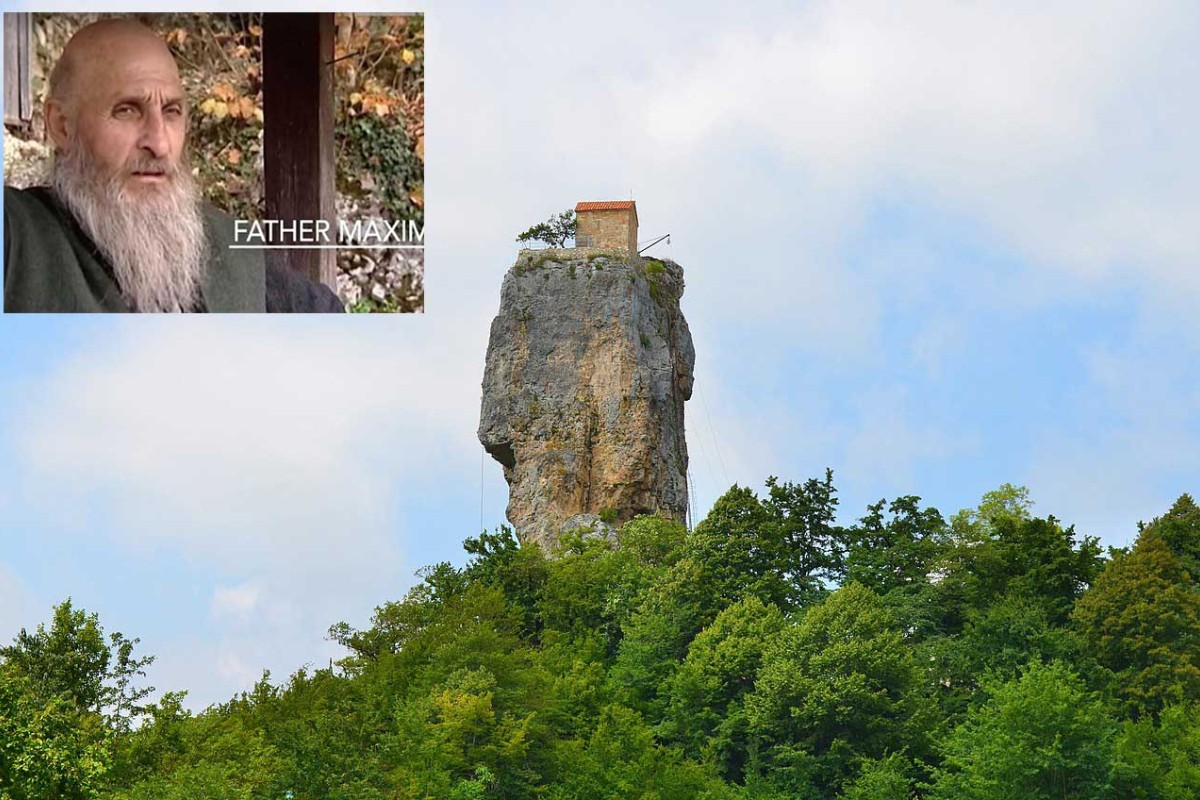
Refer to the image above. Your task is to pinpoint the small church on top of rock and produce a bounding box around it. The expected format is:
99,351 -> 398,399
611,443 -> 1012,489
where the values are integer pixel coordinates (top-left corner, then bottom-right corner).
575,200 -> 638,255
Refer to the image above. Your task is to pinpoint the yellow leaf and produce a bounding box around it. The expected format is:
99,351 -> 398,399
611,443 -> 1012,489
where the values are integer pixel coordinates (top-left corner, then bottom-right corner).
349,92 -> 363,105
227,148 -> 242,165
373,102 -> 390,117
249,24 -> 262,37
415,136 -> 424,162
239,97 -> 256,118
254,108 -> 264,123
401,48 -> 415,65
213,83 -> 237,101
212,101 -> 229,120
199,98 -> 217,115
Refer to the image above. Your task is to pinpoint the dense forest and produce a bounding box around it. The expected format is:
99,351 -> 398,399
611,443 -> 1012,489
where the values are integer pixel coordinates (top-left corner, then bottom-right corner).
3,476 -> 1199,799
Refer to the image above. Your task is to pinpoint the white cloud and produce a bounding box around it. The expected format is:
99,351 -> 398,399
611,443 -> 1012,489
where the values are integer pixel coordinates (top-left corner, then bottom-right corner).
424,0 -> 1199,378
14,319 -> 486,705
636,1 -> 1199,291
212,581 -> 262,620
18,319 -> 479,567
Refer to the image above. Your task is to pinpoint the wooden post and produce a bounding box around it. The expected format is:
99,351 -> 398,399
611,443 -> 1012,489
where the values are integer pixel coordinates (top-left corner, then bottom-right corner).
4,13 -> 33,127
262,13 -> 336,288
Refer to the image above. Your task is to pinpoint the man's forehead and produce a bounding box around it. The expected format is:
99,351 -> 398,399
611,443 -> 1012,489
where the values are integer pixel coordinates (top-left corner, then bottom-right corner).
101,63 -> 184,97
79,58 -> 185,111
85,38 -> 180,78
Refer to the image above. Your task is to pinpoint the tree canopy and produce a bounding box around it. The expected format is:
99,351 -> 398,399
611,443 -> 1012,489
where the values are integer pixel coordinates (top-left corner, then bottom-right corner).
516,210 -> 577,248
5,479 -> 1200,799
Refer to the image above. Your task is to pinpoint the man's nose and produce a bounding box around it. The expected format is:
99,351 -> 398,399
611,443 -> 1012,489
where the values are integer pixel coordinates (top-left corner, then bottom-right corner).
138,110 -> 170,159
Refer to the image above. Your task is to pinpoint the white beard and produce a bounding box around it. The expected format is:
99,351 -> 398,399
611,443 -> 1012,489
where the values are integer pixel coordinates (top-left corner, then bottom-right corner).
52,146 -> 207,313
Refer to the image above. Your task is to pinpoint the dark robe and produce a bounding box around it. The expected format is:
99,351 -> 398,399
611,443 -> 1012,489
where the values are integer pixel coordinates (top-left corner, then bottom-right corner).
3,186 -> 344,313
265,258 -> 346,313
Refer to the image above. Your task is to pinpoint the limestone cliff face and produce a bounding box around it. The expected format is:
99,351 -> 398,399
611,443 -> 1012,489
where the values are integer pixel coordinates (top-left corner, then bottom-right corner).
479,249 -> 695,550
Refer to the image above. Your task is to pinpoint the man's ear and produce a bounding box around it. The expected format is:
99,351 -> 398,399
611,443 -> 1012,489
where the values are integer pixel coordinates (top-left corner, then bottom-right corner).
45,98 -> 71,151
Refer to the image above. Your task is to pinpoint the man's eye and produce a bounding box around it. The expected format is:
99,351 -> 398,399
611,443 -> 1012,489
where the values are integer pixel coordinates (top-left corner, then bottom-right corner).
114,106 -> 137,118
164,105 -> 184,117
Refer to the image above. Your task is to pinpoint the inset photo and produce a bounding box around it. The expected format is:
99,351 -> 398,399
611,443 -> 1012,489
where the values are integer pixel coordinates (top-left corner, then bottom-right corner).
3,12 -> 424,313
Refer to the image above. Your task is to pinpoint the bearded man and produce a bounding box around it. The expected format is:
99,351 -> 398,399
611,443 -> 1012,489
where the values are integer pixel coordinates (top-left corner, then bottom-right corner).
4,19 -> 341,313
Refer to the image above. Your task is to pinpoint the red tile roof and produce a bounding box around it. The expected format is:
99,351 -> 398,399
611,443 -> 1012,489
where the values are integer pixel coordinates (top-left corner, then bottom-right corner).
575,200 -> 636,212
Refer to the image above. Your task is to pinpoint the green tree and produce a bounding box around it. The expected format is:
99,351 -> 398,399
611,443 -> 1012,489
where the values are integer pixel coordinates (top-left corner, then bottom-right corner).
1141,494 -> 1200,582
611,479 -> 842,722
329,560 -> 468,669
463,526 -> 549,641
845,495 -> 947,641
746,583 -> 925,796
1,599 -> 154,732
922,488 -> 1102,718
108,709 -> 286,800
609,556 -> 711,716
933,507 -> 1102,636
536,515 -> 687,653
660,596 -> 787,780
762,471 -> 845,604
516,209 -> 576,248
682,474 -> 844,618
934,594 -> 1086,713
542,705 -> 733,800
0,662 -> 109,800
845,495 -> 946,597
928,661 -> 1116,800
840,753 -> 913,800
1072,530 -> 1200,716
1111,703 -> 1200,800
949,483 -> 1034,541
687,485 -> 788,611
539,529 -> 631,649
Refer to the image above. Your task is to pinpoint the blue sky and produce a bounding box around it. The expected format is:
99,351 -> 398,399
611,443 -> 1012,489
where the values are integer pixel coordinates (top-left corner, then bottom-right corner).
2,1 -> 1198,709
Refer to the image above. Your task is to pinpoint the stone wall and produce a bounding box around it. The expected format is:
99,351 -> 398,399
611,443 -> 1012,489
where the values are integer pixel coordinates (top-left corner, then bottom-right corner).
576,208 -> 638,255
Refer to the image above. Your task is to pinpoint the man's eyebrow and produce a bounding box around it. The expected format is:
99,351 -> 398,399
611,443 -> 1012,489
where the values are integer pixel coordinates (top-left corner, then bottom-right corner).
111,93 -> 187,107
